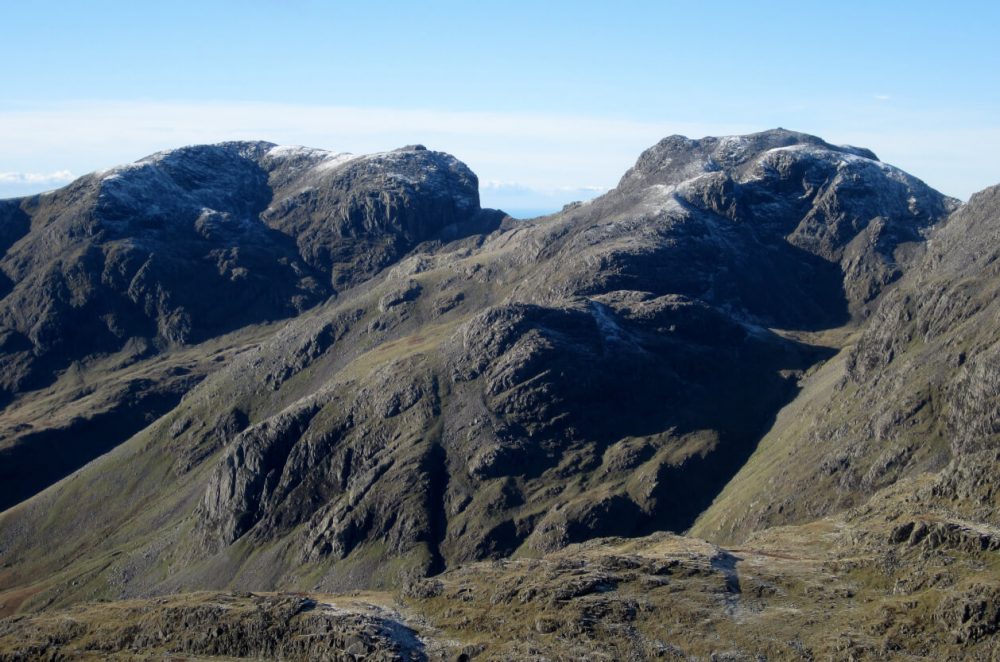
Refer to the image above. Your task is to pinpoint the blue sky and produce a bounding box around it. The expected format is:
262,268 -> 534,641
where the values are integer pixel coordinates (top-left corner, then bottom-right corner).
2,1 -> 999,213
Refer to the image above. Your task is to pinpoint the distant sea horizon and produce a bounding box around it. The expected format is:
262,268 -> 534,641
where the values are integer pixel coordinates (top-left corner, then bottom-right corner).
502,207 -> 559,219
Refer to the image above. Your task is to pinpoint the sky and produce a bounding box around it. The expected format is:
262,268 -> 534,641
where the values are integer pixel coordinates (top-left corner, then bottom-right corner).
2,1 -> 999,215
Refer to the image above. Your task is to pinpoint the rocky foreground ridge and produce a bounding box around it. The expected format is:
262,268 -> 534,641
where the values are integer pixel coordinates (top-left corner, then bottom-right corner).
2,130 -> 999,659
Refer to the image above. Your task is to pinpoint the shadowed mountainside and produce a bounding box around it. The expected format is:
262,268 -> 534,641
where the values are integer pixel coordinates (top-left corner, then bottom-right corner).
694,183 -> 1000,544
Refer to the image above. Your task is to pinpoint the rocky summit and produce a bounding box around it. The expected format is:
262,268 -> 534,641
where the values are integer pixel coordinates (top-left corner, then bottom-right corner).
0,142 -> 501,510
2,129 -> 1000,660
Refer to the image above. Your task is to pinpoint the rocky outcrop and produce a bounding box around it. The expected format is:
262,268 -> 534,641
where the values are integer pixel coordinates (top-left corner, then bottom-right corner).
0,592 -> 427,661
200,402 -> 324,549
936,585 -> 1000,644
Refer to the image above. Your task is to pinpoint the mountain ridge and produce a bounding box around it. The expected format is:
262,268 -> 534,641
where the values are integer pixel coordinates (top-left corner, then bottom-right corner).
0,141 -> 503,509
0,128 -> 951,581
4,129 -> 1000,660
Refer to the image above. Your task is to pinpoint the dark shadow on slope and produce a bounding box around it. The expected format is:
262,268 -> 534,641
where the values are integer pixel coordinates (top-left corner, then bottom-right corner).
424,441 -> 450,576
631,366 -> 820,536
712,550 -> 743,595
563,193 -> 854,332
450,297 -> 839,557
0,378 -> 200,512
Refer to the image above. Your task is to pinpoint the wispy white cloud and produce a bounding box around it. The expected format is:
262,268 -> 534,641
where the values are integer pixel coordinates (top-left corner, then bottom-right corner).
873,94 -> 891,101
0,169 -> 74,185
480,180 -> 610,194
478,180 -> 612,214
1,100 -> 999,204
0,100 -> 753,207
480,180 -> 536,193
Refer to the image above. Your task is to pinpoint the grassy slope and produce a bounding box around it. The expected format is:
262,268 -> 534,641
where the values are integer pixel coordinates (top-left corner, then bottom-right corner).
0,243 -> 505,609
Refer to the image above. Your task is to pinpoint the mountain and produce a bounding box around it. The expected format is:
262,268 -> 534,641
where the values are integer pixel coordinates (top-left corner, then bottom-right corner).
6,129 -> 1000,659
693,182 -> 1000,543
0,128 -> 953,591
0,142 -> 501,510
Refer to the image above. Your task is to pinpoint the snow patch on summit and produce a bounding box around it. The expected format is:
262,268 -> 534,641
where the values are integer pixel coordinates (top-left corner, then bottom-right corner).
266,145 -> 328,159
641,183 -> 685,214
714,135 -> 755,164
266,145 -> 362,176
314,153 -> 362,172
268,145 -> 440,173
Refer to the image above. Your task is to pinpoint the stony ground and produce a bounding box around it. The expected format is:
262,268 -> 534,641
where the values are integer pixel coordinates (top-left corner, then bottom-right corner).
4,471 -> 1000,660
